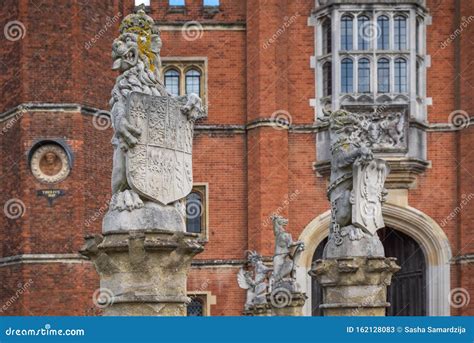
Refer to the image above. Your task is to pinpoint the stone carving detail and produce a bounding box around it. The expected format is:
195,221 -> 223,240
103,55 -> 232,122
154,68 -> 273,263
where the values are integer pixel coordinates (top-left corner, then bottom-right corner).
30,144 -> 70,184
125,92 -> 199,205
270,215 -> 304,292
237,251 -> 272,310
324,109 -> 389,256
334,109 -> 407,152
107,9 -> 206,211
352,159 -> 390,236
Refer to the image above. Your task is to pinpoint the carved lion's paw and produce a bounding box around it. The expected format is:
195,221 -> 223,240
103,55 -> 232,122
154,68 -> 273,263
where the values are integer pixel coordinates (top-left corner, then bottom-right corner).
348,227 -> 364,241
111,190 -> 144,212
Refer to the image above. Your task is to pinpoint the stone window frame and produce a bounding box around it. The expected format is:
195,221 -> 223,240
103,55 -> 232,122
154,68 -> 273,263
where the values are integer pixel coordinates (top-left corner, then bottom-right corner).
313,3 -> 430,121
185,183 -> 209,240
161,57 -> 208,108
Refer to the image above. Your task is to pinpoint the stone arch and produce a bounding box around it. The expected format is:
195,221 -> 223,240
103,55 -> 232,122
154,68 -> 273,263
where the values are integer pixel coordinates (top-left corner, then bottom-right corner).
296,203 -> 452,316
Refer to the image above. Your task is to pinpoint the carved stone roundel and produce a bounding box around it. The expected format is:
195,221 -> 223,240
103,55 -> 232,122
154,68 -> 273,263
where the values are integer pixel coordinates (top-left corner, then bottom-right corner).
30,144 -> 70,183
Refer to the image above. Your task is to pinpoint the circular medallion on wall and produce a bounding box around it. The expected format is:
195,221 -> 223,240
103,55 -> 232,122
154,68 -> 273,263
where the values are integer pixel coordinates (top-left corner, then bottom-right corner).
30,144 -> 70,184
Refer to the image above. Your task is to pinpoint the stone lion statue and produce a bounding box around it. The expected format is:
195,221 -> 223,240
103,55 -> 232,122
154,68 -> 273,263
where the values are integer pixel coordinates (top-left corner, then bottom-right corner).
108,9 -> 201,212
323,109 -> 388,258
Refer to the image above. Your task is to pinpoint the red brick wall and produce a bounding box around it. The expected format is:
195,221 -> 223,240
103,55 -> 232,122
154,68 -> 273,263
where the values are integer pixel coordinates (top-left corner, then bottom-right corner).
0,0 -> 472,316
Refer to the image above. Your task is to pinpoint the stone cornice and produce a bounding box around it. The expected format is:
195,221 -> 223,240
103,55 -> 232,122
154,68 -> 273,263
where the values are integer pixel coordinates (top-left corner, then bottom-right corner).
0,253 -> 255,268
452,254 -> 474,264
0,254 -> 89,267
1,103 -> 471,134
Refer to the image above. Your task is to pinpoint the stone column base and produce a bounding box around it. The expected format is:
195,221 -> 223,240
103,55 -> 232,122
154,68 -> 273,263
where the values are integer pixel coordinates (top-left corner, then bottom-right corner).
310,257 -> 400,316
81,230 -> 205,316
243,304 -> 272,316
269,291 -> 307,316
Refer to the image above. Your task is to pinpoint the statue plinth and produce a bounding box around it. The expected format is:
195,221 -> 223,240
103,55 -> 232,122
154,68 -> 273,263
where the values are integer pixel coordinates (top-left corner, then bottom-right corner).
268,291 -> 307,316
81,8 -> 207,317
81,230 -> 204,316
242,303 -> 272,316
310,256 -> 399,316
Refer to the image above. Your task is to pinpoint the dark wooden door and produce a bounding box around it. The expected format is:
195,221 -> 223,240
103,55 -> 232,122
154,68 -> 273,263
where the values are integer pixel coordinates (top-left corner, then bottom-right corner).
380,228 -> 426,316
311,227 -> 426,316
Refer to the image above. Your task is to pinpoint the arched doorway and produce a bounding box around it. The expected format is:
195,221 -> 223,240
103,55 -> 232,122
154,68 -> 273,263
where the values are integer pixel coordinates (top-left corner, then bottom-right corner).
311,227 -> 427,316
296,204 -> 452,316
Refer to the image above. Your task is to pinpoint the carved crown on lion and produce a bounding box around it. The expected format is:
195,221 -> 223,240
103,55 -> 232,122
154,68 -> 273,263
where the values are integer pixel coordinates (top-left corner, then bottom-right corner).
117,9 -> 161,72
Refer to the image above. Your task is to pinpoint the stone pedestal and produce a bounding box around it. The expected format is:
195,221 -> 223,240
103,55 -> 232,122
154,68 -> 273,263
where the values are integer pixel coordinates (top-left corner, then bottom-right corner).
310,257 -> 399,316
269,291 -> 307,316
243,304 -> 272,316
81,230 -> 204,316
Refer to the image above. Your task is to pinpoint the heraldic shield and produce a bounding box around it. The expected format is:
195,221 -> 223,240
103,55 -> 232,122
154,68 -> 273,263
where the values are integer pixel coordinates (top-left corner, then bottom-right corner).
352,159 -> 390,236
125,92 -> 194,205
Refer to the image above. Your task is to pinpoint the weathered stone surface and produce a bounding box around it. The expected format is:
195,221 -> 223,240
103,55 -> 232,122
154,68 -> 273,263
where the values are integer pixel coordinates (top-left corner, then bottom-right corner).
107,8 -> 205,214
81,230 -> 204,316
269,291 -> 307,316
125,92 -> 202,205
242,303 -> 272,317
310,109 -> 399,317
103,201 -> 185,233
270,215 -> 305,289
310,257 -> 400,316
81,8 -> 207,317
324,109 -> 389,255
237,251 -> 272,311
323,227 -> 384,258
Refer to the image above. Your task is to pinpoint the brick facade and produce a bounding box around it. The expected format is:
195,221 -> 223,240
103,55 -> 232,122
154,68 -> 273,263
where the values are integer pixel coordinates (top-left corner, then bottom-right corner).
0,0 -> 472,316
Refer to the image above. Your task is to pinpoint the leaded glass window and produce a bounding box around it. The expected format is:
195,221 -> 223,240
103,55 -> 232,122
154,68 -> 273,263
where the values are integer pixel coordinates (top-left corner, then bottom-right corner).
358,58 -> 370,93
185,191 -> 203,234
187,297 -> 204,316
377,15 -> 389,50
377,58 -> 390,93
322,18 -> 332,54
394,16 -> 407,50
323,61 -> 332,96
341,58 -> 353,93
395,58 -> 407,93
164,69 -> 180,96
341,15 -> 353,50
358,15 -> 370,50
185,69 -> 201,96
